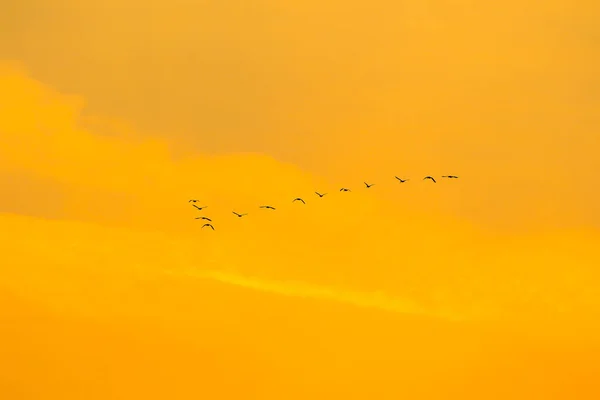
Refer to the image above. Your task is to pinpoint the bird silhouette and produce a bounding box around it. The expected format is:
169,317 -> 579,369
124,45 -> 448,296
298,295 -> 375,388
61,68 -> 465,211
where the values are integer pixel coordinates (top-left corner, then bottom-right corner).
183,169 -> 462,229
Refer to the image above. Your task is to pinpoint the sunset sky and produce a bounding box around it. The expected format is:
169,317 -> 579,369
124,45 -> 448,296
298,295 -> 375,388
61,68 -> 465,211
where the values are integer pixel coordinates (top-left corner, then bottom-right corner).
2,0 -> 600,398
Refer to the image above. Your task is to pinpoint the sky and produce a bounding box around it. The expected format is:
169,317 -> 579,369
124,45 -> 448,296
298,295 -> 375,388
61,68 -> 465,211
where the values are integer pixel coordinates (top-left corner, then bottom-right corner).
1,0 -> 600,398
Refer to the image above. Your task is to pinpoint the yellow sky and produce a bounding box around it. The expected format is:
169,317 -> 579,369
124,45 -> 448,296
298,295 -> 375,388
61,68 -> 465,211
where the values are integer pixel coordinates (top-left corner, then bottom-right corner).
2,1 -> 600,398
2,1 -> 600,229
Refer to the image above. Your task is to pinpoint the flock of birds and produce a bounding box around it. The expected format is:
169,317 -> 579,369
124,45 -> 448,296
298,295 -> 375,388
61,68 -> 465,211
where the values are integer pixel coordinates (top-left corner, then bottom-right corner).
190,175 -> 459,230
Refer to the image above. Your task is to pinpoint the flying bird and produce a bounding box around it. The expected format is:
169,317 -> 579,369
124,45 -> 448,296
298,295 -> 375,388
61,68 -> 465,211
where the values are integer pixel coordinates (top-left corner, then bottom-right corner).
315,192 -> 327,197
195,216 -> 212,221
340,188 -> 351,192
232,211 -> 247,217
364,182 -> 375,188
192,204 -> 208,210
188,199 -> 199,203
442,175 -> 458,179
395,176 -> 409,183
423,176 -> 436,183
201,223 -> 215,230
260,205 -> 276,210
293,198 -> 305,204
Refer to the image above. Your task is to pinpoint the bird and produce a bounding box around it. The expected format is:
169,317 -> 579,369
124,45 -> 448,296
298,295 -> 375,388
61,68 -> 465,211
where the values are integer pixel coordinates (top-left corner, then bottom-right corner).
315,191 -> 327,197
293,198 -> 305,204
201,223 -> 215,230
340,188 -> 351,192
195,216 -> 212,221
192,204 -> 208,211
232,211 -> 247,217
423,176 -> 436,183
188,199 -> 200,203
260,205 -> 276,210
442,175 -> 458,179
364,182 -> 375,188
395,176 -> 409,183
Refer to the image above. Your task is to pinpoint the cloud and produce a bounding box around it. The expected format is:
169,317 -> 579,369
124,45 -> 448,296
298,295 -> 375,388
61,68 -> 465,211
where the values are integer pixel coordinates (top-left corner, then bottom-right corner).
3,2 -> 600,396
3,0 -> 600,230
3,222 -> 598,400
2,63 -> 600,327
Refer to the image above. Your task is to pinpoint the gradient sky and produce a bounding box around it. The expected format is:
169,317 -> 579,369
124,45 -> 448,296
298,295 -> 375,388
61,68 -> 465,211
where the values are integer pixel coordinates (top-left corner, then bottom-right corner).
2,1 -> 600,399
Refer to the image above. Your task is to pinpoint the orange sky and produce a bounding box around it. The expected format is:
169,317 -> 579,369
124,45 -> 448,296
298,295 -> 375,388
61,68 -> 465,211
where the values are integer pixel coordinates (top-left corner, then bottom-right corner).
2,1 -> 600,398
